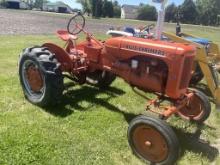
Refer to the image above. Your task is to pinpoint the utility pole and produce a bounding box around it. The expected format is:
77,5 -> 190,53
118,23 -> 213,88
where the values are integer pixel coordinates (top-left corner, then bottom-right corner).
153,0 -> 168,40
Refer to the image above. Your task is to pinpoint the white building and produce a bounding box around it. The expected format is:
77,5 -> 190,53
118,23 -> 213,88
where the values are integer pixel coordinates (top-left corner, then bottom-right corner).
121,5 -> 140,19
43,1 -> 72,13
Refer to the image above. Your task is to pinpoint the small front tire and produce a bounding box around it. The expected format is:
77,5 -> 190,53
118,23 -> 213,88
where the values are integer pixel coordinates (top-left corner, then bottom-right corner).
177,88 -> 211,123
128,115 -> 180,165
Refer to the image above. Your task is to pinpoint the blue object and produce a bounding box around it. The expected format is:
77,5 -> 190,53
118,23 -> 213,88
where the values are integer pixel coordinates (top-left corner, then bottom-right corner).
124,27 -> 135,35
184,36 -> 210,46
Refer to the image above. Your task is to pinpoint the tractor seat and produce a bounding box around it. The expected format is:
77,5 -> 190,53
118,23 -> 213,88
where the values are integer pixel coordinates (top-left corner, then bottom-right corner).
124,27 -> 135,35
57,30 -> 78,41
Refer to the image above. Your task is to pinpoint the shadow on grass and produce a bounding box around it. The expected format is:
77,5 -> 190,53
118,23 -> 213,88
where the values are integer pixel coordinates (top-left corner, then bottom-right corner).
173,124 -> 219,162
44,84 -> 219,162
44,85 -> 136,122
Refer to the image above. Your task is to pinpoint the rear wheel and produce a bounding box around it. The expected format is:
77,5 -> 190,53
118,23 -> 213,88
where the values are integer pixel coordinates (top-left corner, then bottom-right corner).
19,46 -> 64,107
87,70 -> 116,89
177,88 -> 211,123
128,115 -> 179,165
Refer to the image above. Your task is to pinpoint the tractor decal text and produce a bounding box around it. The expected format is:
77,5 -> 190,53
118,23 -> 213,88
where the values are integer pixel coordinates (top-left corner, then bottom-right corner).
124,45 -> 165,56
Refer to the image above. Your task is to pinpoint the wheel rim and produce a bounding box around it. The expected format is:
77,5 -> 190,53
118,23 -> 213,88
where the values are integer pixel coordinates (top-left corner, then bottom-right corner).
178,93 -> 204,120
132,124 -> 169,163
21,60 -> 45,99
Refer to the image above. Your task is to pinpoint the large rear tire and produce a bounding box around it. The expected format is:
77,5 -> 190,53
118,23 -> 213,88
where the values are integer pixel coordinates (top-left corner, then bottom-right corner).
19,46 -> 64,107
128,115 -> 180,165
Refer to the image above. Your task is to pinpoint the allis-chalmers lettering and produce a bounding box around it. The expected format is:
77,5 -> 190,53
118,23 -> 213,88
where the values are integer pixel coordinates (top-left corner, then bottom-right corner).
125,45 -> 165,56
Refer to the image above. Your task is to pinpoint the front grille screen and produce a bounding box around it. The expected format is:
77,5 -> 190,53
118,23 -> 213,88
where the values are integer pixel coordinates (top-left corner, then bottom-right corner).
180,56 -> 194,89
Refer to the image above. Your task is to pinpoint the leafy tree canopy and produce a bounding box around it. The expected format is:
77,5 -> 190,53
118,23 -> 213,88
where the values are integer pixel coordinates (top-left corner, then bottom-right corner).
137,4 -> 157,21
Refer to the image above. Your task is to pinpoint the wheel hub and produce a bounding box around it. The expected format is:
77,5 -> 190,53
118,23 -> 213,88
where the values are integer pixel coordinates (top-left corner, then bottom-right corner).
132,125 -> 168,163
144,141 -> 152,147
178,93 -> 203,120
25,66 -> 44,92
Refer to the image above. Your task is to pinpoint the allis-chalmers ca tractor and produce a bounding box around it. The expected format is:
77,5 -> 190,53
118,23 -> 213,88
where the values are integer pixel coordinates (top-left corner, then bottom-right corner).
18,12 -> 211,164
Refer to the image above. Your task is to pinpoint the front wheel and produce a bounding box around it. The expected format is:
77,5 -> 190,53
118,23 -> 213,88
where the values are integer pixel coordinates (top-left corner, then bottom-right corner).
128,115 -> 180,165
19,46 -> 64,107
177,88 -> 211,123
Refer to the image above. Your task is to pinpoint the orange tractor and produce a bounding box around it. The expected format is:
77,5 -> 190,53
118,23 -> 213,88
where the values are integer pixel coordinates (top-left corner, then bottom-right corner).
18,11 -> 211,164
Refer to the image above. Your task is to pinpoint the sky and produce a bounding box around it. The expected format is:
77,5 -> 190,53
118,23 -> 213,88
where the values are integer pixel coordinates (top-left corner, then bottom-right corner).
50,0 -> 184,9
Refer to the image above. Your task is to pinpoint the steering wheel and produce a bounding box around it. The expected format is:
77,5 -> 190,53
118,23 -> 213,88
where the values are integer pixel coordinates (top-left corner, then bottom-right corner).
67,12 -> 85,35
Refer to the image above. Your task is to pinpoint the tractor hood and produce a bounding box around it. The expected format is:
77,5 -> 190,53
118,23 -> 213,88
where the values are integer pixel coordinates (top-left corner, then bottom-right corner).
105,36 -> 195,57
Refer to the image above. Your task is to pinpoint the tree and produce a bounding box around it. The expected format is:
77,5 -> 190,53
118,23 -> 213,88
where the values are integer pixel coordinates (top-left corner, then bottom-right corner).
76,0 -> 121,18
34,0 -> 48,10
180,0 -> 198,24
196,0 -> 220,25
102,0 -> 113,18
113,0 -> 118,7
91,0 -> 96,16
113,0 -> 121,18
137,4 -> 157,21
0,0 -> 7,7
95,0 -> 103,17
218,15 -> 220,25
139,3 -> 144,7
24,0 -> 35,9
165,3 -> 178,22
102,0 -> 107,17
90,0 -> 103,17
76,0 -> 92,15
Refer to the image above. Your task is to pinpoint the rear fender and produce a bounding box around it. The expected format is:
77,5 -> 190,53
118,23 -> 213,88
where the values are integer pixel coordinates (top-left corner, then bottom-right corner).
42,43 -> 73,72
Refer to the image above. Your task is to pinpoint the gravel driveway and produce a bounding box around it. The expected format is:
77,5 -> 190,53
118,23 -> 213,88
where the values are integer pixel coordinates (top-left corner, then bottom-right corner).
0,9 -> 113,35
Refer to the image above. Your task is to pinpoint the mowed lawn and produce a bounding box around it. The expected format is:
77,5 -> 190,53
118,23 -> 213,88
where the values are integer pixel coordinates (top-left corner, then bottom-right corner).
0,19 -> 220,165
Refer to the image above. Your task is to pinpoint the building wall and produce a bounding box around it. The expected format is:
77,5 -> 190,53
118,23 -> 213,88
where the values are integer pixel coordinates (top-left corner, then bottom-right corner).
124,13 -> 138,19
43,3 -> 72,13
5,0 -> 27,9
6,0 -> 20,9
6,0 -> 20,3
121,5 -> 139,19
121,8 -> 125,19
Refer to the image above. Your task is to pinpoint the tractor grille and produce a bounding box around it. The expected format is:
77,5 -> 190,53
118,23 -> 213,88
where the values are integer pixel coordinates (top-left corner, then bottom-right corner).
179,56 -> 194,89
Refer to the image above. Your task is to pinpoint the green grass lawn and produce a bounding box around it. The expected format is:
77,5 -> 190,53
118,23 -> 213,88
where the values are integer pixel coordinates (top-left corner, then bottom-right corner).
0,25 -> 220,164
